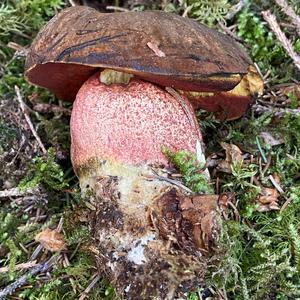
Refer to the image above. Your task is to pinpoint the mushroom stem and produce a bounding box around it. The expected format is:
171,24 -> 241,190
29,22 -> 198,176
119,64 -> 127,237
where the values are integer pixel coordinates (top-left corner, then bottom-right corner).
70,73 -> 220,299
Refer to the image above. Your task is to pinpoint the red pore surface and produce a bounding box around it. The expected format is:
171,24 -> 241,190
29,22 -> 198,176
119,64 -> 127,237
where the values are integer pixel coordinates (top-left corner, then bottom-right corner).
71,73 -> 202,169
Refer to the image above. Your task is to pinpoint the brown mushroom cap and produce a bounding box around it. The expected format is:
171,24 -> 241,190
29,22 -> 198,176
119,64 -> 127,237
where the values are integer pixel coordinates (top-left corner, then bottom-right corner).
25,6 -> 253,101
181,65 -> 264,120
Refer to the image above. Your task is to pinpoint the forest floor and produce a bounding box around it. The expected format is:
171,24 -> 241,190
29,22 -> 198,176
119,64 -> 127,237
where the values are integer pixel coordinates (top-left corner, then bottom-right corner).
0,0 -> 300,299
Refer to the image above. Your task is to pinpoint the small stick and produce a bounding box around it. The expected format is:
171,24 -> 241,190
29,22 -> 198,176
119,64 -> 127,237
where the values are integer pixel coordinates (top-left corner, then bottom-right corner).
106,6 -> 129,12
261,154 -> 272,176
19,243 -> 29,255
7,42 -> 28,58
262,10 -> 300,71
15,86 -> 47,155
226,0 -> 248,20
252,176 -> 262,187
280,197 -> 292,212
182,5 -> 192,18
252,103 -> 300,117
68,0 -> 76,6
0,187 -> 34,198
0,261 -> 37,273
228,201 -> 241,222
254,62 -> 264,80
78,273 -> 101,300
269,175 -> 285,194
56,217 -> 64,233
150,169 -> 193,194
29,245 -> 44,262
218,21 -> 244,42
274,0 -> 300,36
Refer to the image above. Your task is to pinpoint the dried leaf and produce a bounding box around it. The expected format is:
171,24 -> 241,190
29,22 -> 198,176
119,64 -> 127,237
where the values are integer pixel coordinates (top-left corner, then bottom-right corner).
256,187 -> 280,212
260,132 -> 283,147
280,83 -> 300,99
217,142 -> 243,173
35,228 -> 66,252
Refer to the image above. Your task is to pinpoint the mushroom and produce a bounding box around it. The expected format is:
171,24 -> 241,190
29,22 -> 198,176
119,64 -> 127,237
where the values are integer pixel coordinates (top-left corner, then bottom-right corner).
25,6 -> 263,120
24,6 -> 262,299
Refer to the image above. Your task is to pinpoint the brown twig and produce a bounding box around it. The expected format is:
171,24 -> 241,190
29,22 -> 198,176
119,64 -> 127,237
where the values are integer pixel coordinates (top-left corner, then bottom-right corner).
15,86 -> 47,155
261,154 -> 272,176
218,22 -> 244,43
280,197 -> 292,212
228,201 -> 241,222
274,0 -> 300,36
262,10 -> 300,71
252,176 -> 262,188
78,273 -> 101,300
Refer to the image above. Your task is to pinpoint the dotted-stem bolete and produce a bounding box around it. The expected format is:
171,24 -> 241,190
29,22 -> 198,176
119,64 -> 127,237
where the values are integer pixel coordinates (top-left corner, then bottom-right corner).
24,6 -> 262,299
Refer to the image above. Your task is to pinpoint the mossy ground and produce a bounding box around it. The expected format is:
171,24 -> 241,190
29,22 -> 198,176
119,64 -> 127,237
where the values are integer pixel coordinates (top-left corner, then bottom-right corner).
0,0 -> 300,299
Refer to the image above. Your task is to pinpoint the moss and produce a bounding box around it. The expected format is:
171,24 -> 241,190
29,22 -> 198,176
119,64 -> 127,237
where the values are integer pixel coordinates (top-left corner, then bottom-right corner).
0,119 -> 17,153
18,148 -> 69,191
38,117 -> 70,151
236,5 -> 296,82
187,0 -> 231,27
162,147 -> 214,194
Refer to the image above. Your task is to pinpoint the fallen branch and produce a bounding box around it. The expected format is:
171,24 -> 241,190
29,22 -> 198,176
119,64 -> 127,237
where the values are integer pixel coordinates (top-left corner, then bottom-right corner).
252,103 -> 300,116
274,0 -> 300,36
15,86 -> 47,155
262,10 -> 300,71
